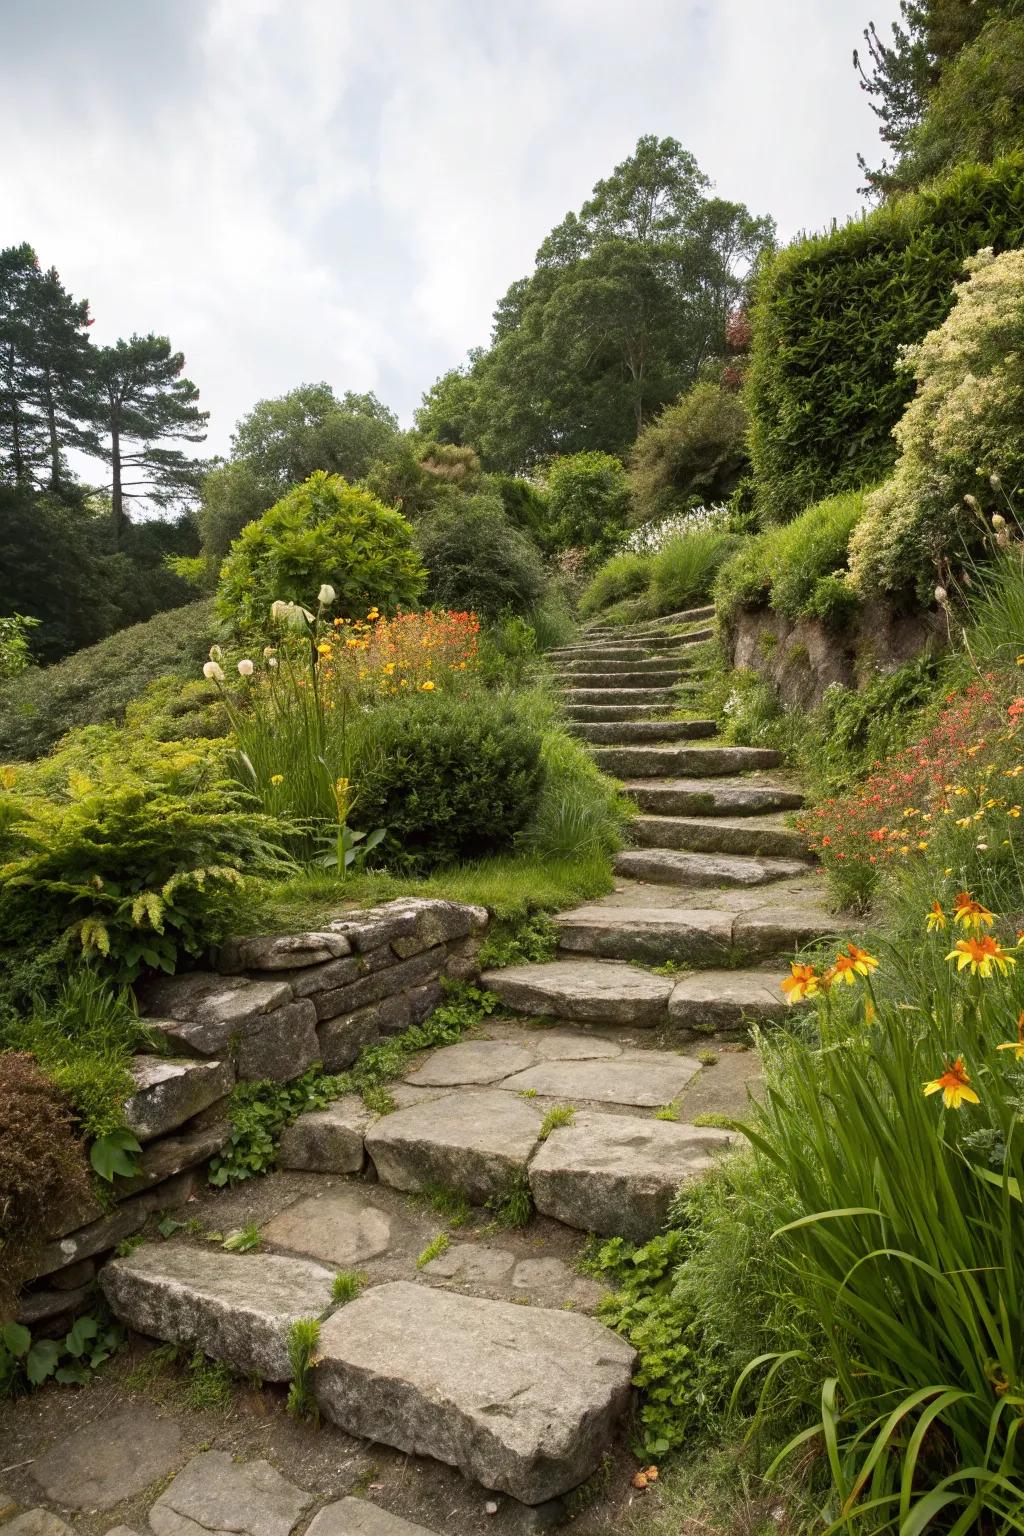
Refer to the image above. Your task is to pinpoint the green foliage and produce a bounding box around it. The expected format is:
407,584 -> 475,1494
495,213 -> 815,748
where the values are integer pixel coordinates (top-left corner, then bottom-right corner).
216,471 -> 425,635
488,473 -> 553,547
546,451 -> 630,559
747,154 -> 1024,523
416,1232 -> 450,1268
285,1317 -> 321,1421
714,490 -> 868,627
0,599 -> 216,762
628,381 -> 748,527
517,707 -> 631,861
231,384 -> 398,497
346,688 -> 545,869
182,1350 -> 236,1411
478,912 -> 558,970
578,551 -> 653,619
331,1270 -> 365,1303
0,775 -> 284,980
416,493 -> 547,619
538,1103 -> 575,1139
0,613 -> 39,680
1,1313 -> 124,1399
485,1173 -> 533,1229
849,247 -> 1024,605
418,1184 -> 472,1229
222,1223 -> 261,1253
649,527 -> 738,616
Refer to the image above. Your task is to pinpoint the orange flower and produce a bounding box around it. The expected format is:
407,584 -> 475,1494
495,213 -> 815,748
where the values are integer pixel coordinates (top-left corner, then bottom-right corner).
996,1010 -> 1024,1060
953,891 -> 995,931
829,944 -> 880,985
925,901 -> 947,932
946,935 -> 1016,977
923,1056 -> 980,1110
780,962 -> 820,1004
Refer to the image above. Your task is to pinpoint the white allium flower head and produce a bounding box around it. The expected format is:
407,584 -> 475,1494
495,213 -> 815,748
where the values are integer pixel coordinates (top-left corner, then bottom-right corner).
318,584 -> 336,605
203,660 -> 225,682
934,586 -> 948,605
237,658 -> 255,676
270,599 -> 290,622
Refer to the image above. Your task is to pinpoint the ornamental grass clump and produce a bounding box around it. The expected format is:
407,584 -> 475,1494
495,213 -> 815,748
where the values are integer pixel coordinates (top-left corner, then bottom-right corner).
751,908 -> 1024,1532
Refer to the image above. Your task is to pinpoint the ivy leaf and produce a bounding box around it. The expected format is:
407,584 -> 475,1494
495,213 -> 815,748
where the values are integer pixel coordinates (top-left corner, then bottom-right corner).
90,1127 -> 143,1182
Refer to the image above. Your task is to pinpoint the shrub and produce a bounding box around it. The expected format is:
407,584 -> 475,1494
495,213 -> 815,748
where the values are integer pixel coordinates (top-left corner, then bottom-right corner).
747,154 -> 1024,523
546,451 -> 630,559
849,247 -> 1024,606
0,615 -> 38,681
0,1052 -> 90,1318
900,16 -> 1024,191
489,474 -> 553,547
628,382 -> 748,527
416,493 -> 547,619
347,688 -> 545,869
216,471 -> 425,635
515,694 -> 630,860
0,600 -> 216,762
714,489 -> 867,626
578,551 -> 654,618
649,528 -> 738,615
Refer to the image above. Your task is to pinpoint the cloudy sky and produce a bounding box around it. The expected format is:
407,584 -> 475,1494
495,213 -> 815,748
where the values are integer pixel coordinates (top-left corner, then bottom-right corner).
3,0 -> 900,458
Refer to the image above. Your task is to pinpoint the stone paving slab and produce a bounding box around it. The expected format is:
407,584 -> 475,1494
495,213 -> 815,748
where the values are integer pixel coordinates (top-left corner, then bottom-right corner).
365,1089 -> 544,1201
29,1406 -> 182,1510
592,744 -> 783,778
499,1050 -> 700,1106
623,777 -> 804,815
530,1113 -> 734,1241
1,1515 -> 74,1536
101,1245 -> 336,1380
277,1098 -> 374,1173
312,1281 -> 636,1504
571,720 -> 716,744
306,1500 -> 441,1536
553,906 -> 733,966
261,1186 -> 399,1267
149,1452 -> 312,1536
614,847 -> 811,888
404,1039 -> 536,1086
668,968 -> 789,1031
631,813 -> 811,860
482,958 -> 675,1025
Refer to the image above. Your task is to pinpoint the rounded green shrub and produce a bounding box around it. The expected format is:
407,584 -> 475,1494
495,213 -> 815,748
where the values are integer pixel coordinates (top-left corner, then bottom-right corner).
628,381 -> 748,526
715,490 -> 867,627
216,471 -> 425,633
546,451 -> 630,558
417,493 -> 547,619
348,689 -> 544,869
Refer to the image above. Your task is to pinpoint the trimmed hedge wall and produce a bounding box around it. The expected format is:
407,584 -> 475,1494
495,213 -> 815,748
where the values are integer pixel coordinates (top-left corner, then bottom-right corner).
747,155 -> 1024,524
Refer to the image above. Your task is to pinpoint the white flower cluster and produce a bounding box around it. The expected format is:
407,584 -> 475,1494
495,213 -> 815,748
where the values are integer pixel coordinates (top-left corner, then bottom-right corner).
625,504 -> 729,554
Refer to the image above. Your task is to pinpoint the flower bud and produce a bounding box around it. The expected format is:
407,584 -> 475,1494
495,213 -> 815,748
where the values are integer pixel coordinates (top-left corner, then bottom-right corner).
934,586 -> 948,605
997,529 -> 1011,549
208,644 -> 223,662
267,656 -> 279,669
990,471 -> 1002,491
203,660 -> 225,682
237,658 -> 254,676
318,584 -> 336,605
964,494 -> 979,511
993,514 -> 1006,529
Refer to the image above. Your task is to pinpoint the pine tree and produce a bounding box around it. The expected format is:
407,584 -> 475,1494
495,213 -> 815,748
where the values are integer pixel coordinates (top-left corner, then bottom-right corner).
89,335 -> 209,535
0,244 -> 48,485
30,264 -> 95,489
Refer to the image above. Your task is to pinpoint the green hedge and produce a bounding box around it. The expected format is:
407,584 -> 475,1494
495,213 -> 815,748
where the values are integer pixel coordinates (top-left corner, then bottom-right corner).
747,155 -> 1024,524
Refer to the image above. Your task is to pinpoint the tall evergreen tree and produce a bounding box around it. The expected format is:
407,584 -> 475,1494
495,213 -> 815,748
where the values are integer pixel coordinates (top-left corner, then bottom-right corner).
89,335 -> 209,534
0,244 -> 49,486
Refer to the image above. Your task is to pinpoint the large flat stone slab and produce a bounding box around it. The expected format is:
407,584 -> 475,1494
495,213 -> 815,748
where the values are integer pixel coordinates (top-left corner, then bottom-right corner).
277,1097 -> 373,1173
500,1051 -> 700,1107
733,906 -> 838,960
2,1515 -> 74,1536
124,1057 -> 234,1142
365,1090 -> 542,1201
483,959 -> 673,1026
571,720 -> 716,744
306,1501 -> 440,1536
313,1281 -> 636,1504
261,1187 -> 395,1267
404,1039 -> 536,1087
139,974 -> 292,1053
553,907 -> 733,966
101,1245 -> 335,1381
149,1452 -> 312,1536
592,745 -> 783,779
530,1114 -> 734,1241
631,813 -> 812,860
613,848 -> 810,888
558,687 -> 677,706
217,931 -> 352,973
623,778 -> 804,816
668,969 -> 789,1032
30,1406 -> 182,1510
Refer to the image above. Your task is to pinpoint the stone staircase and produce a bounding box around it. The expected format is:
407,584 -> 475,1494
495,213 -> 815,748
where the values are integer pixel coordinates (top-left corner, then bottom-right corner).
90,606 -> 839,1524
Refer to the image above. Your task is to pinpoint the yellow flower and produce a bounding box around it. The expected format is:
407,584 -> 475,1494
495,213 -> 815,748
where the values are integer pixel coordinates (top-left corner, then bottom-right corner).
367,607 -> 380,621
317,641 -> 332,656
946,935 -> 1016,977
270,774 -> 284,786
780,962 -> 820,1005
996,1010 -> 1024,1061
420,680 -> 436,691
923,1056 -> 980,1110
952,892 -> 995,930
925,901 -> 947,932
829,944 -> 879,985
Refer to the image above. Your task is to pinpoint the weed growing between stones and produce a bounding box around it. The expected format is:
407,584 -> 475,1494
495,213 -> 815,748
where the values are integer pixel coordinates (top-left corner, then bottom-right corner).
653,1104 -> 679,1121
416,1183 -> 472,1229
484,1173 -> 533,1230
285,1318 -> 321,1423
477,911 -> 559,969
221,1223 -> 261,1252
416,1232 -> 450,1268
331,1270 -> 365,1304
0,1313 -> 124,1398
183,1350 -> 237,1412
538,1103 -> 575,1139
696,1050 -> 718,1067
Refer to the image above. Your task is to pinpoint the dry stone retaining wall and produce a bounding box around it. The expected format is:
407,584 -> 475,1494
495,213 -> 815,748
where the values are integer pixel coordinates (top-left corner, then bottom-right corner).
16,899 -> 488,1328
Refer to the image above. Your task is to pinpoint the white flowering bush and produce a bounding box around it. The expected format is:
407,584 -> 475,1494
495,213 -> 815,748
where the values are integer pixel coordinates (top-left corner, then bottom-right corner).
625,504 -> 729,554
849,248 -> 1024,606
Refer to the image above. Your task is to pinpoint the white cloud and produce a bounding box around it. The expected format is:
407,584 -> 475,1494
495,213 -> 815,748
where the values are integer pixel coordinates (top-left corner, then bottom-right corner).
0,0 -> 901,458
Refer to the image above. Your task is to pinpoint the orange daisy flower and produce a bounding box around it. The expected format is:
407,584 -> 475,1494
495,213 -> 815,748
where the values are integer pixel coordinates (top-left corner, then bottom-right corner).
925,901 -> 947,932
946,935 -> 1017,977
830,943 -> 880,985
780,962 -> 819,1005
923,1056 -> 980,1110
952,892 -> 995,931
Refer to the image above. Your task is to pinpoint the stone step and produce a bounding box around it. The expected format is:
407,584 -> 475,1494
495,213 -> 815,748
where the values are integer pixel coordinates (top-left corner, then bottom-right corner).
614,847 -> 811,888
624,777 -> 804,815
562,702 -> 673,722
592,744 -> 783,778
100,1244 -> 336,1380
530,1113 -> 734,1241
631,812 -> 812,860
552,903 -> 837,966
365,1088 -> 544,1202
571,719 -> 717,745
559,686 -> 679,706
585,605 -> 715,634
312,1280 -> 636,1505
479,958 -> 798,1031
553,668 -> 688,689
554,655 -> 699,675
